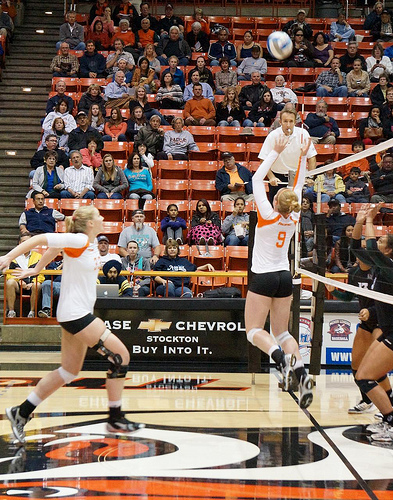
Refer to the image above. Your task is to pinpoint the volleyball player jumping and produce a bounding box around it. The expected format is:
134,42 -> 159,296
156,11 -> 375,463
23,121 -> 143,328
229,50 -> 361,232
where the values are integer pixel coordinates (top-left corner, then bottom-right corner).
0,206 -> 144,444
245,136 -> 314,409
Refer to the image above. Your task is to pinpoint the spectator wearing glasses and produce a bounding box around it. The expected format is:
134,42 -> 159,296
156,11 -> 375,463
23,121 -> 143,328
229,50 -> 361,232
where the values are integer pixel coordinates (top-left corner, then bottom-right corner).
286,29 -> 314,68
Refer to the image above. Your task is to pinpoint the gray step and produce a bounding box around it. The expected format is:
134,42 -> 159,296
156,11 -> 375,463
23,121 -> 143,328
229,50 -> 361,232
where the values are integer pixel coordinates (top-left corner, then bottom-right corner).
3,68 -> 52,77
6,54 -> 54,62
0,117 -> 43,125
0,79 -> 51,87
0,143 -> 39,150
1,128 -> 42,136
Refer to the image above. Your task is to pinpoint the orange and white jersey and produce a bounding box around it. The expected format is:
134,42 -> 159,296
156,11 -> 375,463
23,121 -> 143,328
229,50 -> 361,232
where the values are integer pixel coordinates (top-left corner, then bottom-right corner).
46,233 -> 101,322
251,149 -> 307,274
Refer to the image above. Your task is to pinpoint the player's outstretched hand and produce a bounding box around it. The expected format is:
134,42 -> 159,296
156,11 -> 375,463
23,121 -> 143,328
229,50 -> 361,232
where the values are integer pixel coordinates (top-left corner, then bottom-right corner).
356,203 -> 370,224
0,255 -> 11,272
300,137 -> 312,157
273,136 -> 288,154
366,202 -> 383,221
13,268 -> 38,281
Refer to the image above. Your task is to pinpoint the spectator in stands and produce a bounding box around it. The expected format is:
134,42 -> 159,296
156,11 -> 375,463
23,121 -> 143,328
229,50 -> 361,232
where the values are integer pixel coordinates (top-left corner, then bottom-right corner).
136,18 -> 160,52
113,57 -> 134,84
330,224 -> 356,273
158,3 -> 184,38
366,43 -> 392,82
208,27 -> 237,67
78,83 -> 106,116
29,152 -> 65,199
269,101 -> 303,131
325,198 -> 356,243
80,138 -> 103,171
183,83 -> 216,126
79,40 -> 106,78
6,233 -> 44,318
189,56 -> 215,89
60,150 -> 95,199
160,203 -> 187,244
99,259 -> 133,296
215,152 -> 254,201
315,57 -> 347,97
50,42 -> 79,77
38,257 -> 63,318
216,86 -> 245,127
282,9 -> 313,39
31,134 -> 69,171
286,28 -> 314,68
92,5 -> 115,35
0,3 -> 13,39
103,107 -> 127,142
364,2 -> 384,30
56,11 -> 85,50
243,88 -> 278,128
131,56 -> 157,93
305,100 -> 340,144
19,191 -> 64,233
89,0 -> 109,26
339,41 -> 367,74
238,71 -> 268,110
237,45 -> 267,81
68,111 -> 103,151
118,208 -> 161,262
370,73 -> 392,107
134,114 -> 165,157
157,117 -> 199,160
186,22 -> 209,54
40,118 -> 69,154
184,69 -> 214,102
98,235 -> 122,266
215,56 -> 237,95
347,58 -> 371,97
371,8 -> 393,42
300,196 -> 314,255
370,153 -> 393,202
126,105 -> 147,140
135,2 -> 159,33
105,70 -> 133,109
344,166 -> 370,203
113,19 -> 137,52
93,153 -> 128,199
106,39 -> 135,75
157,26 -> 191,66
236,30 -> 260,64
161,55 -> 185,89
42,99 -> 76,134
314,166 -> 346,203
381,86 -> 393,119
330,12 -> 355,42
124,152 -> 154,206
270,75 -> 298,110
154,239 -> 214,298
187,200 -> 222,246
46,80 -> 74,115
313,32 -> 334,67
339,140 -> 370,179
156,72 -> 183,109
112,0 -> 138,28
141,43 -> 161,76
121,240 -> 151,296
87,104 -> 105,135
186,8 -> 209,35
129,85 -> 167,123
360,105 -> 384,144
222,197 -> 249,246
137,143 -> 154,170
89,19 -> 111,50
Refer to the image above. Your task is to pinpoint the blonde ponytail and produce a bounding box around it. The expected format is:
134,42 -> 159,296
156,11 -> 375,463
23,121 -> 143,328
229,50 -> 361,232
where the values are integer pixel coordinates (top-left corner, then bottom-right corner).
65,206 -> 99,234
277,189 -> 301,215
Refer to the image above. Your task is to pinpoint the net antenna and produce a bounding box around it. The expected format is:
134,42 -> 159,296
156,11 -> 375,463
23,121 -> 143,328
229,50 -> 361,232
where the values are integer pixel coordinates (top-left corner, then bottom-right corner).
294,137 -> 393,373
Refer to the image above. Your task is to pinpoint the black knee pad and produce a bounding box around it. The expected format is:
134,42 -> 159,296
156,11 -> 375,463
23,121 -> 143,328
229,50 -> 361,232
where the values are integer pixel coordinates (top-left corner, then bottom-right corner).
377,374 -> 388,383
356,378 -> 378,394
107,363 -> 128,379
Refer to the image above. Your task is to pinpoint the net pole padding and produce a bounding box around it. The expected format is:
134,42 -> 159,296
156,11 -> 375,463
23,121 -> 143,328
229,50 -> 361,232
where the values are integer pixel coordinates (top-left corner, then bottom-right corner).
308,213 -> 327,376
247,210 -> 264,373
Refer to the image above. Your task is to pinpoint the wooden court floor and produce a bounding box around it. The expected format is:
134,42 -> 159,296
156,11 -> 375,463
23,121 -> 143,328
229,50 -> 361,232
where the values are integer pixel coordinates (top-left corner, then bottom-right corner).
0,352 -> 392,500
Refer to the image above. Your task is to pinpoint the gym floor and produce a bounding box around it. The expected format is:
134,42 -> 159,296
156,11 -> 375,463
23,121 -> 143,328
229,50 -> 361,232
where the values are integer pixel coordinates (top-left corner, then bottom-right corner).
0,352 -> 392,500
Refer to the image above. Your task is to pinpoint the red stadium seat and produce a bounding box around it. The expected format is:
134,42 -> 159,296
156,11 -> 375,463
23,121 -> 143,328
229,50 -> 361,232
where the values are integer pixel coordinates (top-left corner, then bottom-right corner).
217,143 -> 247,162
157,160 -> 189,179
157,179 -> 189,200
189,161 -> 219,180
189,180 -> 219,200
101,142 -> 129,159
335,128 -> 358,145
93,199 -> 124,222
99,221 -> 123,244
190,245 -> 225,270
59,199 -> 92,216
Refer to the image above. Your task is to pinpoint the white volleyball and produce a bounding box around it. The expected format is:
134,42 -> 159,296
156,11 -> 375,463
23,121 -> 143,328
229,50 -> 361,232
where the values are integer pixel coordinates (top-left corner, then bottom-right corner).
267,31 -> 293,60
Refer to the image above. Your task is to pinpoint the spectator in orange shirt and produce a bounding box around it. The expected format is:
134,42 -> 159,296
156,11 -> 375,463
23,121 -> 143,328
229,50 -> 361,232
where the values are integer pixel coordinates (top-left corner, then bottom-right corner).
89,19 -> 111,50
102,107 -> 127,141
339,140 -> 370,180
136,18 -> 160,51
183,83 -> 216,126
112,19 -> 137,58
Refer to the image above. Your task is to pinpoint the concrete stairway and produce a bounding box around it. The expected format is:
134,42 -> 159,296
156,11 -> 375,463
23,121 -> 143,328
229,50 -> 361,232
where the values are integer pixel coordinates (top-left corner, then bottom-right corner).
0,0 -> 64,254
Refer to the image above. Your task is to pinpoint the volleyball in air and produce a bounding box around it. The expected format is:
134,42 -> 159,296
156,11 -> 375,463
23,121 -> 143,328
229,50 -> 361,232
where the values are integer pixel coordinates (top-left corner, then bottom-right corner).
267,31 -> 293,60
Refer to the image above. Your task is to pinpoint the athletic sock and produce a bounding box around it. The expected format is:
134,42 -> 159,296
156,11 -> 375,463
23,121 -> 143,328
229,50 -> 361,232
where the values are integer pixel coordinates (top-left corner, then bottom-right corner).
109,406 -> 122,419
352,369 -> 372,404
19,400 -> 37,419
269,347 -> 285,368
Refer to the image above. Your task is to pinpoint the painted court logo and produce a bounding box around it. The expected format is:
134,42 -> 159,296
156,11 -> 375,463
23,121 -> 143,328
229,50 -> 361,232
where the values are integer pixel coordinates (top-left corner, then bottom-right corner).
328,319 -> 352,341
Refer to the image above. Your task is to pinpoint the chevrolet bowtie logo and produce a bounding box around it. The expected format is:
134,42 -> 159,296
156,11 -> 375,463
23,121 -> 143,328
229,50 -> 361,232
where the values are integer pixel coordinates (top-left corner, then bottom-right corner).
138,319 -> 172,332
